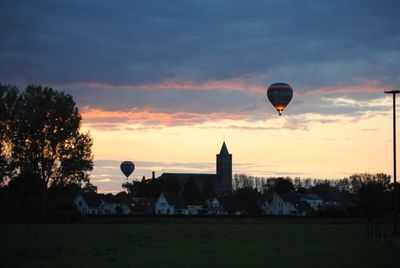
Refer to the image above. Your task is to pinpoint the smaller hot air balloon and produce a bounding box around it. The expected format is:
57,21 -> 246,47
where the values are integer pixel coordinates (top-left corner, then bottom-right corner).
267,82 -> 293,116
120,161 -> 135,180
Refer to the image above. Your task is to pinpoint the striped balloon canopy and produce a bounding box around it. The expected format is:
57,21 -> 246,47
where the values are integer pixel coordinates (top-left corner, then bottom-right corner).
267,82 -> 293,116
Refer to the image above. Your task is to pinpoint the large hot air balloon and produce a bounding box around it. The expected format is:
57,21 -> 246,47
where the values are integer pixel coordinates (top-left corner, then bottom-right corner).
267,82 -> 293,116
120,161 -> 135,180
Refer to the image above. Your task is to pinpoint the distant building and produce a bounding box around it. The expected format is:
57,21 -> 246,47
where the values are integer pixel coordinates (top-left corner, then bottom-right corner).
74,192 -> 136,215
160,142 -> 233,196
299,193 -> 323,210
154,192 -> 188,215
264,192 -> 312,216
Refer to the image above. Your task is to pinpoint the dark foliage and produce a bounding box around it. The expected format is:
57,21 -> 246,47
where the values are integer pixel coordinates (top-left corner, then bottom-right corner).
0,83 -> 94,221
233,187 -> 262,203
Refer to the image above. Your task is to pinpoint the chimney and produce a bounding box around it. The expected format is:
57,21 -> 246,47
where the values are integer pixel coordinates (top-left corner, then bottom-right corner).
152,171 -> 155,179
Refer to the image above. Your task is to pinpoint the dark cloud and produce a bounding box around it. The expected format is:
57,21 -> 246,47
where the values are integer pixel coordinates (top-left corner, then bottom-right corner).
1,0 -> 399,87
0,0 -> 398,124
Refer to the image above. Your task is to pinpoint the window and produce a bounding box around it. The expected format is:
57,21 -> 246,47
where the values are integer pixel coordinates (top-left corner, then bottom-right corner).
78,201 -> 82,206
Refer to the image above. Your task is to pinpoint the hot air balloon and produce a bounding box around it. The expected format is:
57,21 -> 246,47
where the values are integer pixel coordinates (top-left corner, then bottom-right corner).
267,82 -> 293,116
120,161 -> 135,180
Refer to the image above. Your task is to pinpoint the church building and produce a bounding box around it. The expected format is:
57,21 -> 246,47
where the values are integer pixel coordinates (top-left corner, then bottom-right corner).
160,142 -> 232,196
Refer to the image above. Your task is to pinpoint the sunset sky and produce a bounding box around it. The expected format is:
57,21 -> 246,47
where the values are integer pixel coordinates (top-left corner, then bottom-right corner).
1,0 -> 400,192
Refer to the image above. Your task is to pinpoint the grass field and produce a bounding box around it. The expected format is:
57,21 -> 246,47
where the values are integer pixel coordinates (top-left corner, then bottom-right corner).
1,222 -> 399,268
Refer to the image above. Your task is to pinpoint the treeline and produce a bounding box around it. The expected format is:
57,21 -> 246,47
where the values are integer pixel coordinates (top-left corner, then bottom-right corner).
0,84 -> 94,221
233,173 -> 392,194
233,173 -> 397,218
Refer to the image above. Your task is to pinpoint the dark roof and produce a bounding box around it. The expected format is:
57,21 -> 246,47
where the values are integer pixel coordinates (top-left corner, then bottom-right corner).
277,192 -> 313,212
161,173 -> 223,193
309,187 -> 340,203
80,192 -> 136,210
279,191 -> 300,203
103,192 -> 127,202
299,193 -> 322,201
162,192 -> 188,209
80,192 -> 103,208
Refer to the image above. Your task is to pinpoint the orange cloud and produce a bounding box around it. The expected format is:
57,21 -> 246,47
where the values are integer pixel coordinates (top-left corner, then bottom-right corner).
56,78 -> 265,93
81,106 -> 249,129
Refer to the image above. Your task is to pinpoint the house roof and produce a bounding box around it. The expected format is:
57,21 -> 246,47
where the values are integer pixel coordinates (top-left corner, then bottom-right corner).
277,192 -> 312,212
309,187 -> 340,203
80,192 -> 103,208
79,192 -> 137,211
299,193 -> 322,201
162,192 -> 188,209
279,191 -> 300,203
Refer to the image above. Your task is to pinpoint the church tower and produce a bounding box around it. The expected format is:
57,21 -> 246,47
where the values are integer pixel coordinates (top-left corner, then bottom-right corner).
216,142 -> 232,195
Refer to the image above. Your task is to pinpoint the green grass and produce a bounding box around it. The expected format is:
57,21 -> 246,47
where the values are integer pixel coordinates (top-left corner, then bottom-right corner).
0,223 -> 399,268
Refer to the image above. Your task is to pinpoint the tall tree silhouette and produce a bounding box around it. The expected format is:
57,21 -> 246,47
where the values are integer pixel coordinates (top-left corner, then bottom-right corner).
5,85 -> 93,189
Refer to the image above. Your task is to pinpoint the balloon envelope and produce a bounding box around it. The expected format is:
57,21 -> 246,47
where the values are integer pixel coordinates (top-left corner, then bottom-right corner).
267,82 -> 293,115
120,161 -> 135,178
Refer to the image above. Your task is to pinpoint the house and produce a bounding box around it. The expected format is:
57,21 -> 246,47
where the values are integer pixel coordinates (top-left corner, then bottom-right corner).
186,204 -> 205,215
299,193 -> 323,210
74,192 -> 135,215
206,197 -> 228,215
74,192 -> 103,215
264,192 -> 311,216
309,185 -> 346,209
99,193 -> 135,215
154,192 -> 188,215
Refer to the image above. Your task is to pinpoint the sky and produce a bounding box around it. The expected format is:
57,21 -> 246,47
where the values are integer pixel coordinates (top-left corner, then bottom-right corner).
1,0 -> 400,192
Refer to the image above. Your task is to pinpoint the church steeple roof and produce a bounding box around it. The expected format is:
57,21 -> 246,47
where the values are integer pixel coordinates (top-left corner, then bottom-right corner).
219,142 -> 230,155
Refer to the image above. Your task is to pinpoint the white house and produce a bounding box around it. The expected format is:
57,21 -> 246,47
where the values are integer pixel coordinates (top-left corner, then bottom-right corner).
206,197 -> 228,215
264,192 -> 298,216
74,193 -> 103,215
154,192 -> 188,215
264,192 -> 312,216
184,205 -> 203,215
99,195 -> 134,215
74,193 -> 134,215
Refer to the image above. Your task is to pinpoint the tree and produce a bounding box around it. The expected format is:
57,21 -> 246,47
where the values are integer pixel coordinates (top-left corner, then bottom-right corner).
233,174 -> 254,190
83,181 -> 97,193
5,171 -> 46,215
7,85 -> 93,189
233,187 -> 262,203
272,178 -> 294,194
0,84 -> 19,185
357,182 -> 388,218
